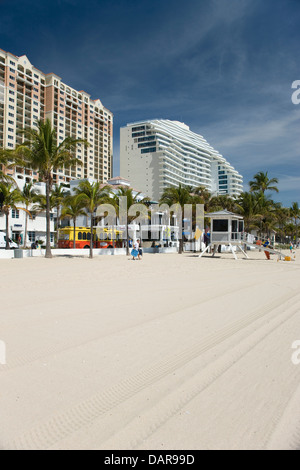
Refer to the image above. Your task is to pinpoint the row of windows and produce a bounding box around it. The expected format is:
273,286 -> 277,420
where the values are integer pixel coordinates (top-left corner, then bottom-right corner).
141,147 -> 156,154
132,131 -> 145,138
138,136 -> 155,143
138,141 -> 156,149
132,125 -> 145,132
78,232 -> 91,241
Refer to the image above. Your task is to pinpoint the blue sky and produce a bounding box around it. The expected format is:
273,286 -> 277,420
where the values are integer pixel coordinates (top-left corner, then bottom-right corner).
1,0 -> 300,206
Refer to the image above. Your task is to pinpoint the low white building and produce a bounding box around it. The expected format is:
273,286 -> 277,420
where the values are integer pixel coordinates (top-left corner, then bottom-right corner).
0,179 -> 55,247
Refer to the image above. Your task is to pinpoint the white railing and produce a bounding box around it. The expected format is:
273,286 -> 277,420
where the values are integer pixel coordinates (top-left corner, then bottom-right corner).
211,232 -> 253,244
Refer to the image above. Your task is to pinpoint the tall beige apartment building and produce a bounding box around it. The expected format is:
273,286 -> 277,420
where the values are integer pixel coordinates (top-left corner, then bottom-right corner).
0,49 -> 113,185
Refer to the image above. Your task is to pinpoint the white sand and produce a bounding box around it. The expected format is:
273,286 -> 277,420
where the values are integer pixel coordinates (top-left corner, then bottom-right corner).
0,250 -> 300,450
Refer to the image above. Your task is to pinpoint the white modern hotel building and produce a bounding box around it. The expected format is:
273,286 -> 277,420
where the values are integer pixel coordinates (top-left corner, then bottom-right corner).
120,119 -> 243,201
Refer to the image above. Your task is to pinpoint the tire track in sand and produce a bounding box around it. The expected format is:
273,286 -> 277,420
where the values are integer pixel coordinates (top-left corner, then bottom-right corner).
0,276 -> 285,372
7,290 -> 300,450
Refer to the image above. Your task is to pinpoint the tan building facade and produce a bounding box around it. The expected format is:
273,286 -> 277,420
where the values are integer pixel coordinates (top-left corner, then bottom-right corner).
0,49 -> 113,185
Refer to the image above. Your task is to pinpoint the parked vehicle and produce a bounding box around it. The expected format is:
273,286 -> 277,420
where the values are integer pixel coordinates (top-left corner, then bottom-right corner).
0,232 -> 19,249
58,227 -> 123,249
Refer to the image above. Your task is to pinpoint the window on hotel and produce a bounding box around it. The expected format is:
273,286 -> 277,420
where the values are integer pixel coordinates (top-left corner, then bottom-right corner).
28,232 -> 36,242
9,105 -> 14,110
8,128 -> 14,132
12,209 -> 20,219
8,113 -> 14,117
8,143 -> 13,148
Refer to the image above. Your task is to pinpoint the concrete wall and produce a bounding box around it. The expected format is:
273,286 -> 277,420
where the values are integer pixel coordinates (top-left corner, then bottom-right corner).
0,247 -> 180,259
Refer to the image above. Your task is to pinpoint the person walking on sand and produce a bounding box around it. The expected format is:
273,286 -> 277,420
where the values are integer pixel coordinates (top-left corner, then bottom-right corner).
263,238 -> 271,260
137,239 -> 143,260
131,239 -> 139,261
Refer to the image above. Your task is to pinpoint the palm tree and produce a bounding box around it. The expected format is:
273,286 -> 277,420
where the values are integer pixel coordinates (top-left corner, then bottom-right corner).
209,195 -> 237,213
52,184 -> 67,247
60,195 -> 87,249
112,187 -> 149,256
235,192 -> 262,233
290,202 -> 300,246
193,186 -> 212,211
275,206 -> 290,244
75,180 -> 111,259
249,171 -> 279,194
0,183 -> 28,250
255,194 -> 278,239
0,152 -> 8,181
15,119 -> 88,258
20,182 -> 37,248
32,193 -> 56,247
0,150 -> 17,183
160,184 -> 192,254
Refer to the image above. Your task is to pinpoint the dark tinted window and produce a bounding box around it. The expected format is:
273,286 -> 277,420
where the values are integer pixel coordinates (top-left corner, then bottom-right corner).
213,220 -> 228,232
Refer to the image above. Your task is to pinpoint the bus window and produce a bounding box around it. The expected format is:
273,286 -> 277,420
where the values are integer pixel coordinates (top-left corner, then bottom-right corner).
78,232 -> 82,240
83,232 -> 87,241
87,233 -> 91,241
59,232 -> 69,240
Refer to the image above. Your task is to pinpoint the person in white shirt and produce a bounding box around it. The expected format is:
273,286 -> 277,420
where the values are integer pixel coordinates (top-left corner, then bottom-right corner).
132,239 -> 142,261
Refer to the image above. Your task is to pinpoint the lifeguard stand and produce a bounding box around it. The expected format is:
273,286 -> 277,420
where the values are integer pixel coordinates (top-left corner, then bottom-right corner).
199,210 -> 249,260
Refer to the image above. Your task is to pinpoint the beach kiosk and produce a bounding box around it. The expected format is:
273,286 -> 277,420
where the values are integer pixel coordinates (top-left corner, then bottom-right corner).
199,210 -> 248,260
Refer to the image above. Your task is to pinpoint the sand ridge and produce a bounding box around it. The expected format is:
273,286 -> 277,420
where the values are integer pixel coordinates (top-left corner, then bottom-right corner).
0,251 -> 300,450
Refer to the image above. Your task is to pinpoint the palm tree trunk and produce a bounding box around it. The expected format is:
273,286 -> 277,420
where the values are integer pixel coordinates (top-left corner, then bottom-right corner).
73,218 -> 76,249
5,212 -> 10,250
45,178 -> 52,258
56,206 -> 60,248
90,212 -> 93,259
126,223 -> 130,256
24,209 -> 28,249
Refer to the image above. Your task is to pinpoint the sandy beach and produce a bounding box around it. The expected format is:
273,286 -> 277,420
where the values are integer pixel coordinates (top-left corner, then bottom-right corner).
0,250 -> 300,450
